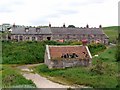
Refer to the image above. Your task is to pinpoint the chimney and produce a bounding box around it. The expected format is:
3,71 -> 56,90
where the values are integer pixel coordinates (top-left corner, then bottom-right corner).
49,23 -> 51,27
63,23 -> 66,28
13,23 -> 15,27
86,24 -> 89,28
99,25 -> 102,28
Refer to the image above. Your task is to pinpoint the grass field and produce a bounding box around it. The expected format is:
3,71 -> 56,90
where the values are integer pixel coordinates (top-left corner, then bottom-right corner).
103,26 -> 118,43
34,46 -> 118,88
92,46 -> 117,64
1,65 -> 36,88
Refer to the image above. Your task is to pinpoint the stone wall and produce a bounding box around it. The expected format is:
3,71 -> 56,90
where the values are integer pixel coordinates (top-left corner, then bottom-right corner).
10,33 -> 108,45
49,59 -> 91,69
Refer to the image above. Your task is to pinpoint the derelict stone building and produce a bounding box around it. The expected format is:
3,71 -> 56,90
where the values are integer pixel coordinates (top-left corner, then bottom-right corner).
44,45 -> 92,69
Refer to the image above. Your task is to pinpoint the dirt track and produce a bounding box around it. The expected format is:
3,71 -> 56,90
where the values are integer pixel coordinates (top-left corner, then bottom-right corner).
17,64 -> 73,88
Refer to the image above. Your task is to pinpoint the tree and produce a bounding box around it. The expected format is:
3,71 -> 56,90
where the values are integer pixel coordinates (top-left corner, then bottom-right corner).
68,25 -> 75,28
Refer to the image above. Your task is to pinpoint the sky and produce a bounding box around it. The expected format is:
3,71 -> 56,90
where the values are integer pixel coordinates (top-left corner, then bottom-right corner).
0,0 -> 119,27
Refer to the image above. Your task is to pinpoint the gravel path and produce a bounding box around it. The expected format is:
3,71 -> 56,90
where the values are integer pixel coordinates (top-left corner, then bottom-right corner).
17,64 -> 73,88
23,72 -> 70,88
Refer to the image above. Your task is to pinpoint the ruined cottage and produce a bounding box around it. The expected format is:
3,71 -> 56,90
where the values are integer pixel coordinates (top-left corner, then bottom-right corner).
44,45 -> 92,69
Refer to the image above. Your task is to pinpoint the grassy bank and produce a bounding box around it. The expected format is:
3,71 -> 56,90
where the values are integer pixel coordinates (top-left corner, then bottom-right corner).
1,65 -> 36,88
34,46 -> 118,88
103,26 -> 118,43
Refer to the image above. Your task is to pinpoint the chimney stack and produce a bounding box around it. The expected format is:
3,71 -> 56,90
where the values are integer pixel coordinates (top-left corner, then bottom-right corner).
13,23 -> 15,27
63,23 -> 66,28
99,25 -> 102,28
86,24 -> 89,28
49,23 -> 51,27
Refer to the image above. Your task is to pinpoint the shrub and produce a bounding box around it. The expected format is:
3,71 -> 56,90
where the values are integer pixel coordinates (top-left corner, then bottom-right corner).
90,60 -> 104,75
88,44 -> 106,55
2,41 -> 45,64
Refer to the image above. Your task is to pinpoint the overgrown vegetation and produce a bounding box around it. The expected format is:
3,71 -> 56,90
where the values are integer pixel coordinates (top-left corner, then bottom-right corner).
2,40 -> 106,64
1,65 -> 36,88
2,40 -> 71,64
2,41 -> 45,64
34,46 -> 118,88
88,44 -> 106,55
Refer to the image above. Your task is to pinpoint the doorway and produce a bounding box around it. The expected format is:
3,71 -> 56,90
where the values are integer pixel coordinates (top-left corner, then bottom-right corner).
47,37 -> 51,40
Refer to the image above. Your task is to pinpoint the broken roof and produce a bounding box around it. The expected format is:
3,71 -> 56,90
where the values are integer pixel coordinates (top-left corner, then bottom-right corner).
47,45 -> 92,60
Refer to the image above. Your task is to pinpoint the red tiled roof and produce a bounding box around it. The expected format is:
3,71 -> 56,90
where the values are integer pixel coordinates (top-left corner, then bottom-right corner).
49,45 -> 90,60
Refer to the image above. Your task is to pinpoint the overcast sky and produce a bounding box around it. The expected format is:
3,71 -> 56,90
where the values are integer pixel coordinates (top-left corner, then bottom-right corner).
0,0 -> 119,27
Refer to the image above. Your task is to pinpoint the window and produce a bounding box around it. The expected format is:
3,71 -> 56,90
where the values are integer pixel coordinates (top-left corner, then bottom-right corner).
19,36 -> 23,40
38,36 -> 43,40
15,35 -> 18,39
47,37 -> 51,40
25,28 -> 29,32
26,37 -> 29,40
32,37 -> 36,41
59,34 -> 62,36
36,28 -> 40,32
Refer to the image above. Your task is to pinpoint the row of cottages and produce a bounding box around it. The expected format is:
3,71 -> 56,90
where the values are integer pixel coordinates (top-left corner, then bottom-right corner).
44,45 -> 92,69
7,24 -> 109,44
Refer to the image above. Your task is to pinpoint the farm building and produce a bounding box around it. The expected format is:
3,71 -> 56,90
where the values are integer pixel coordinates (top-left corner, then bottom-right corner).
5,24 -> 109,44
44,45 -> 92,69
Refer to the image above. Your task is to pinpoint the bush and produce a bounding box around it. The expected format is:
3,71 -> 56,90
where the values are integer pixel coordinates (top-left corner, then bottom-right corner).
88,44 -> 106,55
70,41 -> 82,45
37,64 -> 50,73
2,41 -> 45,64
90,60 -> 104,75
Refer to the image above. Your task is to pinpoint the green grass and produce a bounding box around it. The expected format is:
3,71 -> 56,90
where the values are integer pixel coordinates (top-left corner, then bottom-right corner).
35,64 -> 118,88
1,65 -> 36,88
92,46 -> 117,64
34,46 -> 118,88
103,26 -> 118,43
2,41 -> 45,64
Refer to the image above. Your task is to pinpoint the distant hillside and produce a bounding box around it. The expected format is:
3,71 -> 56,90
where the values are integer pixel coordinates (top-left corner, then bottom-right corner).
103,26 -> 118,43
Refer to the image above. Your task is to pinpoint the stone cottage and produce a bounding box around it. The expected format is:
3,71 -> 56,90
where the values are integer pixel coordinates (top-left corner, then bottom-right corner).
6,24 -> 109,44
44,45 -> 92,69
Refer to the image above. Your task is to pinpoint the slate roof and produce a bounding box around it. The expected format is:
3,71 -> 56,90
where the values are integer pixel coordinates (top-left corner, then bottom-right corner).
51,27 -> 105,35
11,26 -> 108,38
11,27 -> 52,34
48,45 -> 92,60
